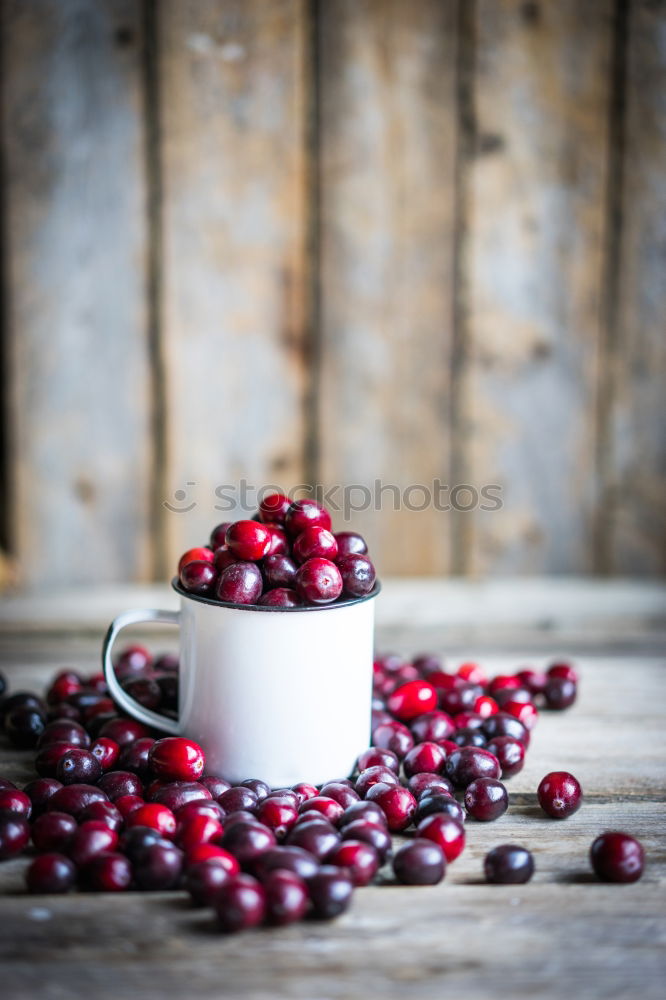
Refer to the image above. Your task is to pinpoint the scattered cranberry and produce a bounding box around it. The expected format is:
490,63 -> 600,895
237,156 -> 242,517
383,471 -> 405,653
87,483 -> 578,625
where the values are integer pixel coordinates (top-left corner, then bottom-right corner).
4,706 -> 47,747
67,820 -> 118,867
23,778 -> 62,816
340,819 -> 391,862
372,721 -> 414,759
403,741 -> 446,778
255,796 -> 298,838
115,795 -> 145,818
286,818 -> 340,860
415,794 -> 465,827
32,811 -> 77,852
215,873 -> 267,932
79,800 -> 123,832
222,821 -> 276,866
548,661 -> 578,683
294,558 -> 343,604
177,814 -> 225,854
151,782 -> 212,812
416,814 -> 466,863
35,741 -> 76,777
118,737 -> 156,777
134,840 -> 185,890
264,869 -> 310,925
98,718 -> 149,747
407,773 -> 454,800
319,782 -> 360,810
485,736 -> 526,779
327,840 -> 379,886
537,771 -> 582,819
90,737 -> 120,772
176,800 -> 225,824
410,711 -> 455,743
38,719 -> 90,749
48,784 -> 108,818
217,562 -> 263,604
387,680 -> 438,722
126,803 -> 177,838
366,784 -> 416,832
148,738 -> 205,782
590,832 -> 644,883
503,700 -> 538,730
393,839 -> 446,885
482,712 -> 529,747
544,676 -> 577,710
218,786 -> 258,813
291,782 -> 319,804
445,746 -> 501,789
200,775 -> 232,800
452,728 -> 487,748
484,844 -> 534,883
187,844 -> 239,868
307,865 -> 353,919
355,766 -> 399,798
26,853 -> 77,893
56,748 -> 102,786
185,858 -> 232,905
0,810 -> 30,859
338,800 -> 388,829
464,777 -> 509,821
252,845 -> 319,882
356,747 -> 399,774
85,852 -> 133,891
0,788 -> 31,818
98,771 -> 143,801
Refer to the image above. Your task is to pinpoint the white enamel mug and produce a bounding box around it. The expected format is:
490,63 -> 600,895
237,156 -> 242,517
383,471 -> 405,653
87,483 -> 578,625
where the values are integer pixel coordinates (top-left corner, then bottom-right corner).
102,580 -> 380,788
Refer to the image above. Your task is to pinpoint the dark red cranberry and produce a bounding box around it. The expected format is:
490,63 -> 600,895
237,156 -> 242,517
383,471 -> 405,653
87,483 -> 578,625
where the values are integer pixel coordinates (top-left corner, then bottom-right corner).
179,560 -> 217,596
84,852 -> 133,891
286,818 -> 340,860
4,706 -> 47,747
366,784 -> 416,832
127,803 -> 177,838
176,799 -> 225,825
215,873 -> 267,932
185,858 -> 232,905
258,588 -> 303,607
1,691 -> 46,724
537,771 -> 582,819
293,526 -> 338,564
265,788 -> 299,808
222,821 -> 276,866
410,711 -> 455,743
473,695 -> 499,718
417,814 -> 465,863
482,712 -> 530,747
225,520 -> 272,561
503,700 -> 538,731
210,522 -> 233,548
255,796 -> 298,839
47,701 -> 82,723
118,737 -> 155,778
544,676 -> 577,710
148,737 -> 205,782
453,711 -> 485,730
0,787 -> 31,818
334,532 -> 367,558
464,777 -> 509,821
371,707 -> 393,731
86,713 -> 118,739
290,782 -> 318,804
32,811 -> 77,852
90,737 -> 120,772
547,661 -> 578,683
153,653 -> 179,673
393,839 -> 446,885
394,664 -> 421,685
116,794 -> 145,818
445,747 -> 501,789
338,800 -> 387,828
119,825 -> 165,859
372,721 -> 414,759
258,492 -> 292,524
438,681 -> 483,716
407,773 -> 454,800
26,852 -> 77,893
452,728 -> 487,748
590,832 -> 644,883
487,674 -> 521,696
517,669 -> 548,696
56,748 -> 102,786
486,736 -> 526,779
294,557 -> 343,604
151,781 -> 212,812
113,644 -> 153,681
387,680 -> 438,721
154,673 -> 178,711
410,653 -> 442,675
456,661 -> 487,685
251,845 -> 319,882
67,820 -> 118,867
263,869 -> 309,925
403,742 -> 446,779
307,865 -> 353,919
35,741 -> 75,778
0,810 -> 30,859
299,796 -> 345,825
48,783 -> 108,818
213,545 -> 237,572
24,778 -> 62,816
121,677 -> 162,712
264,525 -> 289,556
134,840 -> 185,890
239,778 -> 270,800
415,794 -> 465,827
337,554 -> 376,597
219,786 -> 258,813
484,844 -> 534,883
493,686 -> 533,709
38,719 -> 89,749
80,800 -> 123,832
340,819 -> 391,862
319,782 -> 360,810
262,553 -> 298,589
178,547 -> 214,575
200,775 -> 232,800
99,718 -> 149,747
355,766 -> 399,798
356,747 -> 399,774
187,847 -> 240,875
217,562 -> 263,604
285,499 -> 331,537
98,771 -> 143,801
327,839 -> 379,886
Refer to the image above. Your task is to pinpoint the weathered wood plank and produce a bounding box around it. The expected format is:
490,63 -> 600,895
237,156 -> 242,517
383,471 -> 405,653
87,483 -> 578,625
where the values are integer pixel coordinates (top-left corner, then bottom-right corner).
1,0 -> 152,587
158,0 -> 309,566
603,0 -> 666,575
462,0 -> 613,574
317,0 -> 458,575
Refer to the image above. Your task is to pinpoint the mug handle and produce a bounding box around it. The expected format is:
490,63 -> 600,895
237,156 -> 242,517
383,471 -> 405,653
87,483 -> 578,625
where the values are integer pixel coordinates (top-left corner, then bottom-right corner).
102,608 -> 180,734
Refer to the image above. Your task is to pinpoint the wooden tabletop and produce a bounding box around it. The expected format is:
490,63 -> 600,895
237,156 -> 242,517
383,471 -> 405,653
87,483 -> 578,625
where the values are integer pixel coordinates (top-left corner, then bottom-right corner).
1,579 -> 665,1000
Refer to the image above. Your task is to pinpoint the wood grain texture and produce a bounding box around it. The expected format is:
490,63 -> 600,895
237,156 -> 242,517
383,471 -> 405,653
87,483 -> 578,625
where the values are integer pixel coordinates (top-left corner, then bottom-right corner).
462,0 -> 613,575
603,0 -> 666,574
317,0 -> 458,576
1,0 -> 152,586
158,0 -> 309,564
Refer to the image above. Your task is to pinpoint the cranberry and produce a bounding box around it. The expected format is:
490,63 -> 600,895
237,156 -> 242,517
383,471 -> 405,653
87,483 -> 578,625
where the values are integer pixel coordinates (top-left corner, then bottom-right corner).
337,554 -> 376,597
452,728 -> 487,748
125,803 -> 176,838
517,669 -> 548,695
307,865 -> 353,919
355,747 -> 398,774
176,799 -> 225,824
217,562 -> 263,604
24,778 -> 62,816
453,711 -> 485,730
153,653 -> 179,673
90,737 -> 120,772
484,844 -> 534,883
219,786 -> 258,813
297,796 -> 344,825
56,748 -> 102,786
473,695 -> 499,718
355,766 -> 399,798
178,547 -> 214,574
0,787 -> 31,818
85,852 -> 133,891
393,839 -> 446,885
286,818 -> 340,860
366,784 -> 416,832
417,814 -> 465,862
257,587 -> 302,608
285,499 -> 331,537
590,831 -> 644,883
116,794 -> 145,818
38,719 -> 89,749
486,736 -> 526,779
1,691 -> 45,724
258,493 -> 292,524
35,742 -> 75,778
26,852 -> 77,893
464,777 -> 508,821
291,782 -> 319,804
407,773 -> 454,800
119,825 -> 165,859
151,781 -> 212,812
403,742 -> 446,779
99,771 -> 143,801
200,775 -> 232,800
118,737 -> 155,778
340,819 -> 391,862
134,841 -> 185,890
264,870 -> 309,925
254,796 -> 298,838
415,794 -> 465,826
446,747 -> 501,789
387,680 -> 438,722
265,788 -> 299,808
67,820 -> 118,867
148,737 -> 205,782
252,845 -> 319,882
262,553 -> 298,589
264,525 -> 289,557
494,687 -> 532,708
215,873 -> 267,932
213,546 -> 237,572
225,520 -> 271,561
537,771 -> 582,819
4,706 -> 47,747
209,522 -> 233,548
294,558 -> 343,604
544,676 -> 577,710
438,682 -> 483,717
372,721 -> 414,759
319,782 -> 360,810
293,526 -> 338,564
503,700 -> 538,730
222,821 -> 276,866
114,644 -> 152,680
410,711 -> 455,743
339,800 -> 387,828
179,560 -> 218,595
456,661 -> 487,685
49,784 -> 108,818
32,811 -> 77,851
334,531 -> 367,558
327,839 -> 379,886
0,810 -> 30,859
548,661 -> 578,683
179,813 -> 225,856
185,858 -> 232,905
79,800 -> 123,832
482,712 -> 530,747
99,718 -> 149,747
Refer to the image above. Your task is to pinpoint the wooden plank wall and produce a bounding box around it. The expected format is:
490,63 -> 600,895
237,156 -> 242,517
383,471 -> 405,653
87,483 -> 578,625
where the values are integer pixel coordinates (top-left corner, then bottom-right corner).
0,0 -> 664,587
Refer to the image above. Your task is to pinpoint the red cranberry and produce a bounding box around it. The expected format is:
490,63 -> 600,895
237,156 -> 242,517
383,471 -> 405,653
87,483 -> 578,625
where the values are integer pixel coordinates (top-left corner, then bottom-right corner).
258,587 -> 302,608
537,771 -> 582,819
200,775 -> 232,800
4,706 -> 47,747
68,821 -> 118,867
417,814 -> 466,862
178,812 -> 225,855
79,800 -> 123,832
215,873 -> 267,932
285,499 -> 331,537
387,680 -> 438,722
486,736 -> 526,779
295,557 -> 343,604
264,788 -> 299,808
0,788 -> 31,818
307,865 -> 353,919
225,521 -> 271,561
445,747 -> 501,789
415,793 -> 466,826
255,796 -> 299,839
148,737 -> 205,782
293,526 -> 338,564
340,819 -> 391,862
118,737 -> 156,778
56,748 -> 102,786
393,839 -> 446,885
544,676 -> 577,710
484,844 -> 534,883
217,562 -> 263,604
0,810 -> 30,858
99,718 -> 149,747
355,766 -> 399,798
133,840 -> 185,889
286,818 -> 340,860
49,784 -> 108,818
121,678 -> 162,713
457,661 -> 487,685
219,786 -> 258,813
178,547 -> 214,574
116,794 -> 145,818
366,784 -> 416,832
151,781 -> 212,812
127,803 -> 177,838
548,661 -> 578,683
90,737 -> 120,772
238,778 -> 271,801
327,839 -> 379,886
299,796 -> 345,825
262,553 -> 298,589
482,712 -> 529,747
494,686 -> 532,709
503,700 -> 538,730
407,773 -> 454,800
152,653 -> 179,673
339,800 -> 387,828
213,545 -> 237,572
222,821 -> 276,866
252,845 -> 319,882
590,832 -> 644,883
38,719 -> 90,749
35,742 -> 77,778
372,721 -> 414,759
517,669 -> 548,695
179,560 -> 218,595
209,522 -> 233,548
24,778 -> 62,816
337,554 -> 376,597
410,711 -> 455,743
264,525 -> 289,556
185,858 -> 232,905
176,800 -> 225,824
453,711 -> 485,730
403,742 -> 446,779
464,777 -> 509,821
356,747 -> 399,774
473,695 -> 499,718
26,852 -> 77,893
334,532 -> 367,558
46,670 -> 83,703
488,674 -> 521,695
264,870 -> 309,925
113,644 -> 152,680
31,811 -> 76,852
319,782 -> 360,810
258,493 -> 292,524
85,852 -> 132,891
452,728 -> 487,748
98,771 -> 143,801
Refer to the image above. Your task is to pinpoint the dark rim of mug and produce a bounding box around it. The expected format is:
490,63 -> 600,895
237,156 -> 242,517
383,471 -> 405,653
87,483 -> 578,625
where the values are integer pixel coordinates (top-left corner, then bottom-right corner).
171,578 -> 381,612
